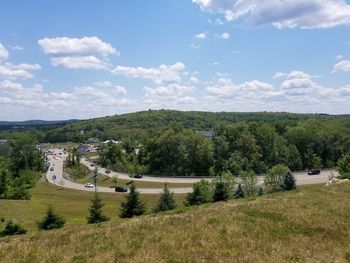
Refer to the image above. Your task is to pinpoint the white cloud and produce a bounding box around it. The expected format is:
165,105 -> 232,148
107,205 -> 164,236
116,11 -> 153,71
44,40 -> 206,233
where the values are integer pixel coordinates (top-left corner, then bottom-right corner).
189,77 -> 199,84
94,81 -> 113,88
287,71 -> 312,79
10,45 -> 23,51
112,62 -> 186,84
38,36 -> 116,56
273,72 -> 288,78
0,65 -> 33,79
3,62 -> 41,71
190,43 -> 201,49
50,56 -> 108,70
144,83 -> 193,97
0,43 -> 9,61
333,60 -> 350,73
194,32 -> 207,39
216,32 -> 230,39
0,80 -> 23,91
193,0 -> 350,29
114,85 -> 127,96
38,36 -> 117,70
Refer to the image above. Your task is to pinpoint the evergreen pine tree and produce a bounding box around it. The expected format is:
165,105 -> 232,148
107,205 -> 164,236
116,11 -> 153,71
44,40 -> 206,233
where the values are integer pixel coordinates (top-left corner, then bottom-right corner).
0,220 -> 27,236
154,184 -> 177,212
37,206 -> 65,230
281,171 -> 296,191
185,180 -> 212,206
120,183 -> 145,218
213,179 -> 230,202
234,183 -> 245,199
87,193 -> 109,224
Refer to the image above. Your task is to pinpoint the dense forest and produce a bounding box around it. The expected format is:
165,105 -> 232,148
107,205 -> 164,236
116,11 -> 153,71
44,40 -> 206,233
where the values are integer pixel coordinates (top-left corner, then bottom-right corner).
0,135 -> 44,199
1,110 -> 350,177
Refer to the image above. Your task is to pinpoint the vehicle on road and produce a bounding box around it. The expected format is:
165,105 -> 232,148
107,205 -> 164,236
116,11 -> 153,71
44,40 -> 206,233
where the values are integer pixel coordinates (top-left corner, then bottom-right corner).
84,183 -> 94,188
90,164 -> 94,167
115,186 -> 128,192
134,174 -> 143,179
106,170 -> 111,174
308,169 -> 321,175
50,167 -> 54,171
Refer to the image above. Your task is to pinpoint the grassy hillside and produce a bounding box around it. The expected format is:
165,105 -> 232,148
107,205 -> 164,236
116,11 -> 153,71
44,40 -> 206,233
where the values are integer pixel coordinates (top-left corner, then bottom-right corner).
0,182 -> 185,232
0,182 -> 349,262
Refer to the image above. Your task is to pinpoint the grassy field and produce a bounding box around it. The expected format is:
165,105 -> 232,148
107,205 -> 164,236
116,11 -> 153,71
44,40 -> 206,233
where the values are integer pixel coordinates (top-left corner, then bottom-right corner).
0,182 -> 349,262
76,174 -> 194,189
0,182 -> 185,232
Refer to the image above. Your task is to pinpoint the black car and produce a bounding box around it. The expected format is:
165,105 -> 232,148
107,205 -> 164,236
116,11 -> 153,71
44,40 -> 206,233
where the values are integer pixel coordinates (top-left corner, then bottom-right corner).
134,174 -> 143,179
308,169 -> 320,175
115,186 -> 128,192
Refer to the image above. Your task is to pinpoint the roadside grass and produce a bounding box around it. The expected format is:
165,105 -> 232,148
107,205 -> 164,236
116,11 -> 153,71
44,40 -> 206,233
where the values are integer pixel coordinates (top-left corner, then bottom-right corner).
64,163 -> 89,180
76,174 -> 194,189
0,182 -> 185,232
0,182 -> 349,262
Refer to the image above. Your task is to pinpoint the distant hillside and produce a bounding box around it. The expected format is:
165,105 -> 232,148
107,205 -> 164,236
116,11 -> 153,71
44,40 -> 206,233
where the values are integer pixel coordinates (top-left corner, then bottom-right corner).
40,110 -> 350,142
0,119 -> 78,131
1,110 -> 350,143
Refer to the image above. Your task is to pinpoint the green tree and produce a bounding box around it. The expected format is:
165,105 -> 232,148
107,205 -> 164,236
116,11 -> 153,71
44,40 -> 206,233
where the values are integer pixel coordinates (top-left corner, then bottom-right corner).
120,183 -> 146,218
234,183 -> 245,199
87,194 -> 109,224
239,170 -> 258,196
0,164 -> 10,198
281,171 -> 296,191
0,220 -> 27,236
337,154 -> 350,179
153,184 -> 177,213
257,187 -> 264,196
264,164 -> 290,192
37,206 -> 65,230
213,178 -> 230,202
185,179 -> 212,206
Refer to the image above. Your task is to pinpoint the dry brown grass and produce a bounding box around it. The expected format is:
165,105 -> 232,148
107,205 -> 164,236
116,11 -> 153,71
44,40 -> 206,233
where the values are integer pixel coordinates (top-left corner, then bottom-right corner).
0,183 -> 349,263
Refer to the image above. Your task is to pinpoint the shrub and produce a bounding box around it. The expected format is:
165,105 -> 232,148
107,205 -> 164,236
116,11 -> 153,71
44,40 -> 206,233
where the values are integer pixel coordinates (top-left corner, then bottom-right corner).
154,184 -> 177,213
185,179 -> 212,206
120,183 -> 146,218
264,164 -> 290,192
0,220 -> 27,236
213,179 -> 230,202
234,183 -> 245,199
281,171 -> 296,191
87,194 -> 109,224
257,186 -> 264,196
37,206 -> 65,230
337,154 -> 350,179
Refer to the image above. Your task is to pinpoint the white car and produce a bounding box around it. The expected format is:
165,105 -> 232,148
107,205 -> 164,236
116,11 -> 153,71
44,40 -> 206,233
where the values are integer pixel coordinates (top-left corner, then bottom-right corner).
84,183 -> 94,188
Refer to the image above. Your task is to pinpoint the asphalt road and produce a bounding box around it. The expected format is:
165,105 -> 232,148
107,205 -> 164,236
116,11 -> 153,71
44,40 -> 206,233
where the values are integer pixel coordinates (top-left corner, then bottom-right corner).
46,148 -> 337,194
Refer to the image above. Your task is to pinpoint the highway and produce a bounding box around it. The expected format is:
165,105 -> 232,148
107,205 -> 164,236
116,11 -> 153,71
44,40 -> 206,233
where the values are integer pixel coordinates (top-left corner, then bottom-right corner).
46,148 -> 337,194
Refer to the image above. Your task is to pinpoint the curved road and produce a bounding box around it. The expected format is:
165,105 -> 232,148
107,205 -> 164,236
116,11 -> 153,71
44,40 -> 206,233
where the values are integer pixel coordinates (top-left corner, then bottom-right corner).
46,148 -> 337,194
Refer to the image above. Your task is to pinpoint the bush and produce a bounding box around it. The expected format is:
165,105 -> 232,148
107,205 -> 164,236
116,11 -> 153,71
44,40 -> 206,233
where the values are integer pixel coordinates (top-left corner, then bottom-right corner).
281,171 -> 296,191
234,183 -> 245,199
37,206 -> 65,230
120,183 -> 146,218
87,194 -> 109,224
0,220 -> 27,236
257,186 -> 264,196
154,184 -> 177,213
264,164 -> 290,192
213,179 -> 230,202
337,154 -> 350,179
185,179 -> 212,206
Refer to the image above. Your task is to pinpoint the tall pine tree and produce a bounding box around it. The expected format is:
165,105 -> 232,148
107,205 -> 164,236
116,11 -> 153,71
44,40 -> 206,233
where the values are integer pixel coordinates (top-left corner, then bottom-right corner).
154,184 -> 177,213
213,179 -> 230,202
87,194 -> 109,224
37,206 -> 65,230
120,183 -> 145,218
234,183 -> 245,199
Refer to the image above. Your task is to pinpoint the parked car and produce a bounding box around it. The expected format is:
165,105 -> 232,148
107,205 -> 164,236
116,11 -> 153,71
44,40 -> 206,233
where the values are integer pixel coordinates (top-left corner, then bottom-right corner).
84,183 -> 94,188
105,170 -> 111,174
115,186 -> 128,192
308,169 -> 321,175
50,167 -> 54,171
90,163 -> 94,167
134,174 -> 143,179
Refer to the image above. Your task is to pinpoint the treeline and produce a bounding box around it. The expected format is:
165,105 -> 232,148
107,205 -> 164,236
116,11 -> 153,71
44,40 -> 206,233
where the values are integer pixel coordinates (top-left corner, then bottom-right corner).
2,110 -> 347,144
98,118 -> 350,176
0,135 -> 44,199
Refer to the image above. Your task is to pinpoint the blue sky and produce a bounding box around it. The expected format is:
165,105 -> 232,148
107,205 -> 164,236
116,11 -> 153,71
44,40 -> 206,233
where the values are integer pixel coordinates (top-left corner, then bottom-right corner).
1,0 -> 350,120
